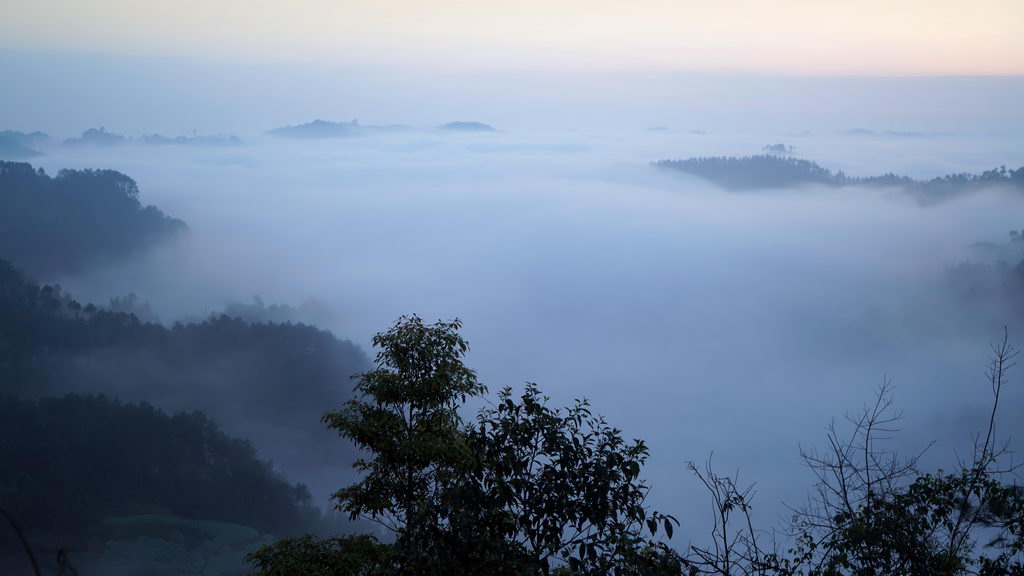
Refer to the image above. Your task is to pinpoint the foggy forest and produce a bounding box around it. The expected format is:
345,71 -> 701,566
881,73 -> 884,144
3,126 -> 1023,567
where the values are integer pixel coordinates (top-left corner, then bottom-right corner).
2,1 -> 1024,575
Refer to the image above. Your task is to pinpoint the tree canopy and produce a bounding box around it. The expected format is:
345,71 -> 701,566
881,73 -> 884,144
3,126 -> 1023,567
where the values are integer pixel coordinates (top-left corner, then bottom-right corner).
249,317 -> 1024,576
0,161 -> 185,278
0,393 -> 325,547
0,258 -> 370,513
250,316 -> 679,576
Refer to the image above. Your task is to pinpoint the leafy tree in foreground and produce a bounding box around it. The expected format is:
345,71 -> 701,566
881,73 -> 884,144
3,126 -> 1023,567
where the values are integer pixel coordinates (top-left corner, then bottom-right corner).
323,315 -> 486,575
468,384 -> 681,575
249,316 -> 678,576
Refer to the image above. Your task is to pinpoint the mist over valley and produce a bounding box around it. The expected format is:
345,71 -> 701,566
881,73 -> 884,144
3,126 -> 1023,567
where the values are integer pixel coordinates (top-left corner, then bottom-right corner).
2,6 -> 1024,572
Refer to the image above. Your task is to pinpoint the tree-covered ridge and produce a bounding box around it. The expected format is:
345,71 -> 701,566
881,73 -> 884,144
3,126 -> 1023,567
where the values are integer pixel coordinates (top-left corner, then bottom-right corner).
0,394 -> 323,542
654,155 -> 1024,199
0,131 -> 50,160
0,258 -> 370,488
139,133 -> 242,146
268,119 -> 411,139
438,121 -> 496,132
268,119 -> 362,139
0,161 -> 186,278
62,127 -> 126,147
947,229 -> 1024,326
55,127 -> 241,147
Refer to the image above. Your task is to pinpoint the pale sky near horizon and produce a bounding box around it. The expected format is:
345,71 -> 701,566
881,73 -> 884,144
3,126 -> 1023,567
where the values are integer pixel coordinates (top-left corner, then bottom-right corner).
2,0 -> 1023,75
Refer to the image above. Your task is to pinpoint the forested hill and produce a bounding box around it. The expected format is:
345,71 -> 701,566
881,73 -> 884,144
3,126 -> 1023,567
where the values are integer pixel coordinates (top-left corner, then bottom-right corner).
947,229 -> 1024,327
0,161 -> 185,278
0,130 -> 48,159
655,155 -> 1024,200
0,394 -> 324,543
0,258 -> 370,493
267,118 -> 410,139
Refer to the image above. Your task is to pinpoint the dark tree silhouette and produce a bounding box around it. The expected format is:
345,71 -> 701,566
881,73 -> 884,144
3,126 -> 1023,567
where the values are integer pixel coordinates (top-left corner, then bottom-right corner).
0,393 -> 326,549
0,161 -> 185,278
250,316 -> 680,576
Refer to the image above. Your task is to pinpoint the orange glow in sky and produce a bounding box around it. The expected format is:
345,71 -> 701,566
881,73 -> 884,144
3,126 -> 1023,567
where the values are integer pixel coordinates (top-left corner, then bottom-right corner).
2,0 -> 1022,75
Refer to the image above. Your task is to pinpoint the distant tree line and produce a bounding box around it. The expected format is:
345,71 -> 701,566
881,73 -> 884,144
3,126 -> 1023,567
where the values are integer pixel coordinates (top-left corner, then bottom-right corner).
0,161 -> 185,278
655,155 -> 1024,200
0,257 -> 368,451
0,258 -> 368,532
265,119 -> 498,139
0,262 -> 357,412
267,119 -> 412,139
0,131 -> 48,160
61,127 -> 126,147
59,127 -> 240,147
762,144 -> 795,155
948,229 -> 1024,327
268,119 -> 363,139
140,133 -> 241,146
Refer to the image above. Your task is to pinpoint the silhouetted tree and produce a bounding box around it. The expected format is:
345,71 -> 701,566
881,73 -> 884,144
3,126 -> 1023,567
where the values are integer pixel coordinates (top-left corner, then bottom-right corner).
250,316 -> 680,576
684,332 -> 1024,576
322,315 -> 486,575
468,384 -> 681,575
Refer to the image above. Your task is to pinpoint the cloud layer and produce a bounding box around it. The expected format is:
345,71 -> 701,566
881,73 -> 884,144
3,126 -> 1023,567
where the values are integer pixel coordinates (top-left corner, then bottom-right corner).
21,128 -> 1023,534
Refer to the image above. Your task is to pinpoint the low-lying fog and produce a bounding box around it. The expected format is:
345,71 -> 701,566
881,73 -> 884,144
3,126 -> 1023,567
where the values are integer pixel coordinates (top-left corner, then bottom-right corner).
29,128 -> 1024,536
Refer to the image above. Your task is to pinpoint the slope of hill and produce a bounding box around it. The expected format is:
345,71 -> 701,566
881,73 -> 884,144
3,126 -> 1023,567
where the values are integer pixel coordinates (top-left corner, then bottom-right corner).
0,161 -> 186,278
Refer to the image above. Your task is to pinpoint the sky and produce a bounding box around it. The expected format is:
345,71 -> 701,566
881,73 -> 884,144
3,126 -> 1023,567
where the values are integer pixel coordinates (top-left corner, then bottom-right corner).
3,0 -> 1023,137
2,0 -> 1023,75
2,52 -> 1024,138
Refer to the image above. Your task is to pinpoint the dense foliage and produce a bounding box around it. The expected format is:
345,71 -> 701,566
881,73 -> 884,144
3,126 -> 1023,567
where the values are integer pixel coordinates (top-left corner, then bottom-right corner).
0,161 -> 185,278
323,315 -> 490,576
248,534 -> 395,576
655,155 -> 1024,200
0,258 -> 369,496
0,394 -> 322,544
467,384 -> 680,575
249,316 -> 679,576
248,317 -> 1024,576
